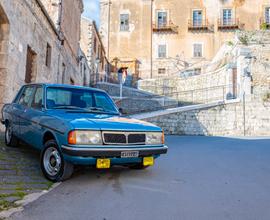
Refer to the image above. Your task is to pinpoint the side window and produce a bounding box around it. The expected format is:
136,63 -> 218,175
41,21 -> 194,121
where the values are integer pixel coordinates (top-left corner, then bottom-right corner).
18,87 -> 35,107
31,87 -> 43,110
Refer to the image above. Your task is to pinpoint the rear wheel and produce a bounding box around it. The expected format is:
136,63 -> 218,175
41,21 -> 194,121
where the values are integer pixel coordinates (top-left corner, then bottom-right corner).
41,140 -> 74,182
5,123 -> 19,147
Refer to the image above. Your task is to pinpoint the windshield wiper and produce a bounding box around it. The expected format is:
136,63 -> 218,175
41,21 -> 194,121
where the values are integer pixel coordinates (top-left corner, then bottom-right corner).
88,107 -> 105,111
88,107 -> 119,115
51,106 -> 85,110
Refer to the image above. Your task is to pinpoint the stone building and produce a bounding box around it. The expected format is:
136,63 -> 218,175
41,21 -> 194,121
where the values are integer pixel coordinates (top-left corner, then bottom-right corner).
80,17 -> 108,86
100,0 -> 270,79
0,0 -> 89,107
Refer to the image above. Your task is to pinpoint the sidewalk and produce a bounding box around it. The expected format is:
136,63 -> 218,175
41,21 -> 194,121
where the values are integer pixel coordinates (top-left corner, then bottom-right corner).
0,134 -> 52,212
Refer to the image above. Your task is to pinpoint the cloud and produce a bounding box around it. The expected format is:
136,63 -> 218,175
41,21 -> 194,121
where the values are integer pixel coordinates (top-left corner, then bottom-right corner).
83,0 -> 100,25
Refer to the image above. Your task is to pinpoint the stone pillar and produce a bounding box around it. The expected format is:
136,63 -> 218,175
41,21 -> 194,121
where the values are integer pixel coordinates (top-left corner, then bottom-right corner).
237,47 -> 252,101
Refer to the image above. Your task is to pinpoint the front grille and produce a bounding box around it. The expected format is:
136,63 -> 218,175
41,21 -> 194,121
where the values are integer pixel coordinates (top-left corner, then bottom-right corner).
128,134 -> 145,144
102,132 -> 146,145
103,133 -> 126,144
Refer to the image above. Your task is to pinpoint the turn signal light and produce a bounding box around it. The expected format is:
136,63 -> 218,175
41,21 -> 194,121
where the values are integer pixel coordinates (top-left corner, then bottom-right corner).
68,131 -> 76,145
162,131 -> 165,144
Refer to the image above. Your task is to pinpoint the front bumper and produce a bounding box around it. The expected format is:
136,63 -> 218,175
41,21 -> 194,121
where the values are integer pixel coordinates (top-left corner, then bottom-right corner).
61,145 -> 168,157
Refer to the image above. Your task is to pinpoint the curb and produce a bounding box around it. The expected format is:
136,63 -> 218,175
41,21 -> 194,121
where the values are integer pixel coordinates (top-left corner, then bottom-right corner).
0,182 -> 61,219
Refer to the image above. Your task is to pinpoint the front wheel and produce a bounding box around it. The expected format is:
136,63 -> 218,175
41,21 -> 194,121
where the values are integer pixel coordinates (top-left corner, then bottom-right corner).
41,140 -> 74,182
5,123 -> 19,147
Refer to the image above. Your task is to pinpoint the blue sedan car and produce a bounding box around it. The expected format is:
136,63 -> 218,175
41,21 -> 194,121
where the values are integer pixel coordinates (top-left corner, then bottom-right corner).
1,84 -> 168,182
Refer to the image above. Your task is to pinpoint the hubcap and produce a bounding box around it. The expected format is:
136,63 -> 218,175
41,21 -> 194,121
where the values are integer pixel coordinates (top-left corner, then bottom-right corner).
6,126 -> 12,144
43,147 -> 62,176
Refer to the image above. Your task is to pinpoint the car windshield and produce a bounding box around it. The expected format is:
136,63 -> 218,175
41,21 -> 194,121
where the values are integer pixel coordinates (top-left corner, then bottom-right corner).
46,87 -> 119,114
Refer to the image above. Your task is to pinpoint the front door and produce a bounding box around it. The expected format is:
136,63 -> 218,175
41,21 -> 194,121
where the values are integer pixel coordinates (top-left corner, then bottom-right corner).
17,86 -> 35,142
27,86 -> 44,149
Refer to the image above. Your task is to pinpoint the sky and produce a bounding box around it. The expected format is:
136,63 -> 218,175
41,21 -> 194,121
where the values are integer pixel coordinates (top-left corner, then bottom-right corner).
83,0 -> 100,26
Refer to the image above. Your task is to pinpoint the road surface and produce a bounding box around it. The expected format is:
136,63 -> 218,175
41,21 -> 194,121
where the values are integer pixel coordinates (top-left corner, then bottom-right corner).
11,136 -> 270,220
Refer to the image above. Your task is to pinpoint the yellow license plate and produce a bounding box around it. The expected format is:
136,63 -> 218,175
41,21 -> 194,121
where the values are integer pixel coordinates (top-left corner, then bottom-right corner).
96,159 -> 111,169
143,157 -> 154,166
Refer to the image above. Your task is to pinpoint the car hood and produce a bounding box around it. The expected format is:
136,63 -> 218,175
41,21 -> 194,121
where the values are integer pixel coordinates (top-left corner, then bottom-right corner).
51,112 -> 161,132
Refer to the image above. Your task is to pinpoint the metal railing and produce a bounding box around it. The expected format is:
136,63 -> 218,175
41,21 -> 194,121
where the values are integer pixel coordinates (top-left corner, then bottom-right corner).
218,18 -> 242,29
188,19 -> 210,31
139,84 -> 239,105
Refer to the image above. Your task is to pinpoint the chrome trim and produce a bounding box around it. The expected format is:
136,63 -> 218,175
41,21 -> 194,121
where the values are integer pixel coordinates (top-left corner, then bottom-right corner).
102,131 -> 147,145
61,145 -> 168,152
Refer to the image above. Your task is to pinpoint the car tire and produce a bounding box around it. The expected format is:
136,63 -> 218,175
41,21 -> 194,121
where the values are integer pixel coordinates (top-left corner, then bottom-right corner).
41,140 -> 74,182
5,123 -> 19,147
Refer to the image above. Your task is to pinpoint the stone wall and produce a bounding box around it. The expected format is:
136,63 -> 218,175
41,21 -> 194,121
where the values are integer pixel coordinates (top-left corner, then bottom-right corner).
138,66 -> 233,104
0,0 -> 86,106
144,40 -> 270,136
145,99 -> 270,136
80,17 -> 108,86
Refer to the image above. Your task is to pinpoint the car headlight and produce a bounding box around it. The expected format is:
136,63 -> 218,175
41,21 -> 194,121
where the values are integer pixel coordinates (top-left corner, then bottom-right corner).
146,132 -> 164,145
68,130 -> 102,145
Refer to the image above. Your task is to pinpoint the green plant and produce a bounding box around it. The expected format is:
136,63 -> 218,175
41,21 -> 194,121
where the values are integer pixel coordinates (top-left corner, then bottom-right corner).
263,92 -> 270,102
260,22 -> 269,31
227,41 -> 234,46
238,34 -> 249,45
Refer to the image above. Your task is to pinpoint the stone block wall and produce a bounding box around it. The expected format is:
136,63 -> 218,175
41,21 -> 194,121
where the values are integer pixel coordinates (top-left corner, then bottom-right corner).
146,98 -> 270,136
138,67 -> 230,104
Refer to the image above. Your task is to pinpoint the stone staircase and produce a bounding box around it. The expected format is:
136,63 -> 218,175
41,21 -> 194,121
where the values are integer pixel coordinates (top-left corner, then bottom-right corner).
95,82 -> 179,115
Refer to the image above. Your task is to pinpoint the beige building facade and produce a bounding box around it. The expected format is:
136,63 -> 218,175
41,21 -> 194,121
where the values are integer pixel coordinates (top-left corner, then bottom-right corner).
100,0 -> 270,79
80,17 -> 108,86
0,0 -> 89,107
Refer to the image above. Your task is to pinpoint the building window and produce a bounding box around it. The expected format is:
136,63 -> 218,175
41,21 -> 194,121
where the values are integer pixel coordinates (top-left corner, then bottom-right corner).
62,63 -> 66,83
223,9 -> 232,25
266,7 -> 270,24
193,44 -> 202,58
120,14 -> 129,31
93,37 -> 97,53
158,44 -> 167,58
193,10 -> 203,26
25,46 -> 37,84
157,11 -> 167,28
45,43 -> 52,67
158,68 -> 166,74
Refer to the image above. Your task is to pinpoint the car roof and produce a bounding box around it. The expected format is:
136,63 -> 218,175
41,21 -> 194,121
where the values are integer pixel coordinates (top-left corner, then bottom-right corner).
25,83 -> 105,93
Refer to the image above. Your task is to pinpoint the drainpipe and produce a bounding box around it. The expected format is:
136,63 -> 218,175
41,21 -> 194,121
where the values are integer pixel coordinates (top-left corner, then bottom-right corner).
107,0 -> 111,79
56,0 -> 64,83
150,0 -> 153,79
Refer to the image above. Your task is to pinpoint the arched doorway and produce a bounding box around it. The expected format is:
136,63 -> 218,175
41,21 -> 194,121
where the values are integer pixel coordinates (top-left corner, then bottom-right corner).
0,4 -> 9,107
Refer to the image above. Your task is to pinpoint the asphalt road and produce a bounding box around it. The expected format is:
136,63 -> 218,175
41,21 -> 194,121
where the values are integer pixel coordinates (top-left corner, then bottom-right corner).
11,136 -> 270,220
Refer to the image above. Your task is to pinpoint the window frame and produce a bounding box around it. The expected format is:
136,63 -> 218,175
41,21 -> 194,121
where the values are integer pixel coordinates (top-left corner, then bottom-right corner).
158,44 -> 167,58
158,68 -> 166,75
192,9 -> 203,27
30,86 -> 44,110
45,43 -> 52,68
17,85 -> 36,108
265,7 -> 270,24
222,8 -> 233,25
157,11 -> 168,28
120,13 -> 130,32
193,43 -> 203,58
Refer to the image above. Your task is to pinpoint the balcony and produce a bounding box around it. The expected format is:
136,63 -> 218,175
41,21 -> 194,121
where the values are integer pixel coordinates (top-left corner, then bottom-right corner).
188,19 -> 210,31
260,17 -> 270,29
153,21 -> 178,33
218,18 -> 243,30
